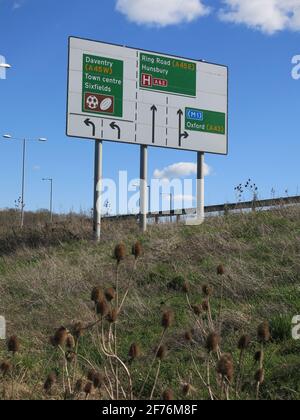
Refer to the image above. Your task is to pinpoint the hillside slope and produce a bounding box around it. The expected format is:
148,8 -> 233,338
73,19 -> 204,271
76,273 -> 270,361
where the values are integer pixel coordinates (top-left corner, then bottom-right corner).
0,207 -> 300,400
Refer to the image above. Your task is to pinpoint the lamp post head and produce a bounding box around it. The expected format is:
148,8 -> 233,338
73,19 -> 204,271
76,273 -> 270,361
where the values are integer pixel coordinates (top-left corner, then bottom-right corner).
3,134 -> 12,139
38,137 -> 47,142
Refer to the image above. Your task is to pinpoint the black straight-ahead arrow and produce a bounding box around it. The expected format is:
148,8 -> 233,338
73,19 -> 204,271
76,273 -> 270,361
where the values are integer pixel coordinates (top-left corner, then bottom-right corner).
151,105 -> 157,144
177,109 -> 189,147
84,118 -> 96,137
110,122 -> 121,140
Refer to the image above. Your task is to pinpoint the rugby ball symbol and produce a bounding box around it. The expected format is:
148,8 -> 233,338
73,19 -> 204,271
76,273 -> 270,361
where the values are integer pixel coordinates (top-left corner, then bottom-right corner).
100,97 -> 113,111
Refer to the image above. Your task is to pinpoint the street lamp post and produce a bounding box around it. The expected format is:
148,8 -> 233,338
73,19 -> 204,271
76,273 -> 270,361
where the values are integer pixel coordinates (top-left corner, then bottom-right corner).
42,178 -> 53,222
2,134 -> 47,228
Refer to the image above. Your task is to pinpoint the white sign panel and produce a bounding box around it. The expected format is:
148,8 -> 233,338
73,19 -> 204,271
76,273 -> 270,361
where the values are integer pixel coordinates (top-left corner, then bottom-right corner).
67,37 -> 228,155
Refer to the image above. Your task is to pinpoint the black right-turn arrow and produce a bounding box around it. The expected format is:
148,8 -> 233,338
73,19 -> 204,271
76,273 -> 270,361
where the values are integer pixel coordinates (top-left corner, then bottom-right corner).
177,109 -> 189,147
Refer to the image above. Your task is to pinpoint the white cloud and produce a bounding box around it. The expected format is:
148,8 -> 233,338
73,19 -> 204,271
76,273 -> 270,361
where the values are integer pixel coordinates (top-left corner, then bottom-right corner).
12,2 -> 21,10
153,162 -> 211,180
219,0 -> 300,34
115,0 -> 210,27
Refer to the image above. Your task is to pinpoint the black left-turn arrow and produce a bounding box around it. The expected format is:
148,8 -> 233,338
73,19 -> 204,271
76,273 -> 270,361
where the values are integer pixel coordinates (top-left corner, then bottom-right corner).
151,105 -> 157,144
84,118 -> 96,137
110,122 -> 121,140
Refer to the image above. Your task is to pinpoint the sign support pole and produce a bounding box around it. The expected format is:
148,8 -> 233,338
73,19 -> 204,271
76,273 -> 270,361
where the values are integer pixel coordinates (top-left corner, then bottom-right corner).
93,139 -> 103,241
140,145 -> 148,232
197,152 -> 205,224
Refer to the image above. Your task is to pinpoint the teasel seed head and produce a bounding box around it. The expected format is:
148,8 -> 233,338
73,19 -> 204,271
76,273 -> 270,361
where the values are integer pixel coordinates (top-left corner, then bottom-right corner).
182,383 -> 192,397
96,299 -> 109,317
51,326 -> 68,347
93,372 -> 104,389
84,382 -> 93,396
182,281 -> 190,293
192,304 -> 202,316
202,284 -> 213,297
65,351 -> 76,363
66,334 -> 75,350
162,388 -> 174,400
0,361 -> 11,376
238,335 -> 251,351
217,264 -> 225,276
106,308 -> 118,324
132,242 -> 142,259
254,350 -> 263,364
161,310 -> 174,329
202,300 -> 209,312
105,287 -> 116,302
206,332 -> 221,353
91,287 -> 104,304
184,330 -> 193,342
7,335 -> 20,354
87,369 -> 96,382
43,371 -> 57,393
75,379 -> 83,393
129,343 -> 141,360
156,345 -> 167,360
255,369 -> 265,385
217,354 -> 234,383
257,321 -> 271,343
114,243 -> 126,264
73,322 -> 84,340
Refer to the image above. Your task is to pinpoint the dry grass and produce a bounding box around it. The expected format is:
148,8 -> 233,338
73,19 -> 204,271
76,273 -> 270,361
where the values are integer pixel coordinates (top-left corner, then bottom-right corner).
0,206 -> 300,400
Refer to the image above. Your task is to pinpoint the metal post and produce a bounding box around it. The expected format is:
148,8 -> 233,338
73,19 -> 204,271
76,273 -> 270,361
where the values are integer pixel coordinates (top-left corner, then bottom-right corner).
93,140 -> 103,241
20,138 -> 26,228
49,179 -> 53,223
147,185 -> 151,213
140,145 -> 148,232
197,152 -> 205,224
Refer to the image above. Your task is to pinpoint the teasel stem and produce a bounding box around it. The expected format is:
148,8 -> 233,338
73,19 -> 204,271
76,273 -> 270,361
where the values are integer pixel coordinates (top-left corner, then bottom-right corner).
139,329 -> 167,398
191,352 -> 216,400
30,349 -> 56,398
218,277 -> 225,330
115,263 -> 120,399
149,360 -> 161,400
185,293 -> 207,336
225,379 -> 230,401
255,343 -> 265,400
59,345 -> 72,395
206,354 -> 214,401
100,319 -> 133,400
207,298 -> 215,331
235,349 -> 244,397
10,354 -> 15,400
71,339 -> 80,391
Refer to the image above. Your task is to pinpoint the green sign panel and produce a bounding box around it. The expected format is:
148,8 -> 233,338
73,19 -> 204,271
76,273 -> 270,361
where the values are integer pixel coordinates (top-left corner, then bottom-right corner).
82,54 -> 123,117
185,108 -> 226,135
140,52 -> 197,97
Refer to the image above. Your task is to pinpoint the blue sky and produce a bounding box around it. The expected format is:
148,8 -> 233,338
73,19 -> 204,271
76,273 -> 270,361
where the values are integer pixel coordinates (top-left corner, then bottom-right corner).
0,0 -> 299,214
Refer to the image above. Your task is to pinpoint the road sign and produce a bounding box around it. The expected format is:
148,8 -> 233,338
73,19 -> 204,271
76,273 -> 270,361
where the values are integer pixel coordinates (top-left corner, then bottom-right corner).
67,37 -> 228,155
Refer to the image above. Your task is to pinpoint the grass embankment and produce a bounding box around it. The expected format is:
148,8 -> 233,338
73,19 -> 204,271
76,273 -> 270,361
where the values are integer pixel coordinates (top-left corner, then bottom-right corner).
0,207 -> 299,400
